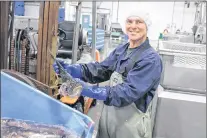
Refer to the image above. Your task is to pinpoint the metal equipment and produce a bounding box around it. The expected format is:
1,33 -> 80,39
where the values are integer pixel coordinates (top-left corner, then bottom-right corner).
154,5 -> 206,136
91,1 -> 97,60
153,86 -> 206,138
110,22 -> 123,40
153,39 -> 206,138
193,1 -> 206,44
0,1 -> 14,69
57,21 -> 88,61
11,18 -> 88,78
194,24 -> 206,44
145,6 -> 206,136
10,2 -> 94,114
72,2 -> 82,64
159,40 -> 206,94
10,25 -> 93,113
10,28 -> 34,76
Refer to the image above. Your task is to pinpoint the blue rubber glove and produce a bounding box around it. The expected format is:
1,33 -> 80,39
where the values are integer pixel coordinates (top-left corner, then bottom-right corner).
52,60 -> 82,79
75,79 -> 108,101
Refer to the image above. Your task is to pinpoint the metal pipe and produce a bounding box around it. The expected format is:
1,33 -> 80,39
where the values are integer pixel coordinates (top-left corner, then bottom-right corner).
72,2 -> 82,64
0,1 -> 9,69
81,6 -> 110,11
92,1 -> 97,60
8,2 -> 15,69
181,2 -> 186,30
202,2 -> 206,25
159,49 -> 206,56
116,1 -> 119,22
170,1 -> 176,33
162,86 -> 206,96
112,2 -> 113,22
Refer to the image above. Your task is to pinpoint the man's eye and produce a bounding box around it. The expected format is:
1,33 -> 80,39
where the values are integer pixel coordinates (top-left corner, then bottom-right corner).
136,21 -> 139,24
136,20 -> 142,24
126,20 -> 132,24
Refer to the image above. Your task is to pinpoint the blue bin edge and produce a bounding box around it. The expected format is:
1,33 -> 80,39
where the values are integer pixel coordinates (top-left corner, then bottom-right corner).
1,71 -> 95,138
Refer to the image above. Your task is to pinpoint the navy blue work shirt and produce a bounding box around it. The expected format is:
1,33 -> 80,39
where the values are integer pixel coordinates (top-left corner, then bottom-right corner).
81,38 -> 163,113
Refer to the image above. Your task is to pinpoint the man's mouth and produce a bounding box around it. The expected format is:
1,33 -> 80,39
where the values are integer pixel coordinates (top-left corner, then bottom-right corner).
129,31 -> 139,35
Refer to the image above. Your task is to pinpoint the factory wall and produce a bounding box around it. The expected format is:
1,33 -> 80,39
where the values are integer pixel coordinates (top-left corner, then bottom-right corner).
22,2 -> 197,40
112,2 -> 197,40
24,2 -> 40,18
65,2 -> 112,31
66,2 -> 197,40
65,2 -> 76,21
23,2 -> 66,23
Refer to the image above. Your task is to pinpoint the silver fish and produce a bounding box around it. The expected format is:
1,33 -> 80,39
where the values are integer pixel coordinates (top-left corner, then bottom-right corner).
1,119 -> 80,138
49,50 -> 83,98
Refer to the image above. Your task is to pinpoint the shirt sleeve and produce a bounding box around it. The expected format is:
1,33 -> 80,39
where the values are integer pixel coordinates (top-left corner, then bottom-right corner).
104,53 -> 163,107
80,48 -> 118,84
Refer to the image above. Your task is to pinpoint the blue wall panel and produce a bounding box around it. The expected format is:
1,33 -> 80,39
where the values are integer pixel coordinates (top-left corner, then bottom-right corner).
87,28 -> 105,50
82,15 -> 90,29
14,1 -> 25,16
58,7 -> 65,23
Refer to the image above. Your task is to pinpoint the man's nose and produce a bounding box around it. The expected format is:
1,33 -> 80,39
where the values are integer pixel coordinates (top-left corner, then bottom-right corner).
130,22 -> 137,28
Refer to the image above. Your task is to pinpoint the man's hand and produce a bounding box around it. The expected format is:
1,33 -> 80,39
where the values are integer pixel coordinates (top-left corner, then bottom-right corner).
75,78 -> 108,101
52,60 -> 82,79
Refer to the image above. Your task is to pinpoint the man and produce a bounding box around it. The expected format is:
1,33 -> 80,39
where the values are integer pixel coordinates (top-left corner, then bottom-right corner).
53,11 -> 162,138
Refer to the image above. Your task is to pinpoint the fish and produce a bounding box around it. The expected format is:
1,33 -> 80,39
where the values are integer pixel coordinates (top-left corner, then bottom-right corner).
49,50 -> 83,98
1,118 -> 80,138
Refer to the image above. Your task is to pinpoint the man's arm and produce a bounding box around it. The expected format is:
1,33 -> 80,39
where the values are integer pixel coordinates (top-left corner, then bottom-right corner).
104,52 -> 162,107
80,48 -> 119,84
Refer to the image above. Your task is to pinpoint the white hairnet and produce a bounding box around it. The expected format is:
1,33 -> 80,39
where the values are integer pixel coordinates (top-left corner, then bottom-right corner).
119,10 -> 152,34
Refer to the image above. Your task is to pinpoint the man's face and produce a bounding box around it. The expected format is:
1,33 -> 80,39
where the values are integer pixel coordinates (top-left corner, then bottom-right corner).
125,16 -> 147,41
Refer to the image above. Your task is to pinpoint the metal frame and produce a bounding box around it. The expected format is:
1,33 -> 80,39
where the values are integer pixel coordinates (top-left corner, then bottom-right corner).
91,1 -> 97,60
72,2 -> 82,64
0,2 -> 10,69
158,40 -> 206,94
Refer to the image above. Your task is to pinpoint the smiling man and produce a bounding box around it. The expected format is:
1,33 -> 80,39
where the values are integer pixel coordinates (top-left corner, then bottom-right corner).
53,11 -> 163,138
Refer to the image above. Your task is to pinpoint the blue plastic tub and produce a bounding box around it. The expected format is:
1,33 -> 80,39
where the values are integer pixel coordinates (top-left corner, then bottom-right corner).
1,71 -> 95,138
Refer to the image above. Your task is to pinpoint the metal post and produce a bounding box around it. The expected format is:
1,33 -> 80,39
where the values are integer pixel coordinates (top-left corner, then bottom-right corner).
181,2 -> 186,30
92,1 -> 97,60
0,1 -> 9,69
171,1 -> 176,33
8,2 -> 15,69
72,2 -> 82,64
111,2 -> 114,22
116,1 -> 119,22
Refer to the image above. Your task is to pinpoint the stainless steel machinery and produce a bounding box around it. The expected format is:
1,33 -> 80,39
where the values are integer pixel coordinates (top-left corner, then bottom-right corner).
153,39 -> 206,138
159,40 -> 206,94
